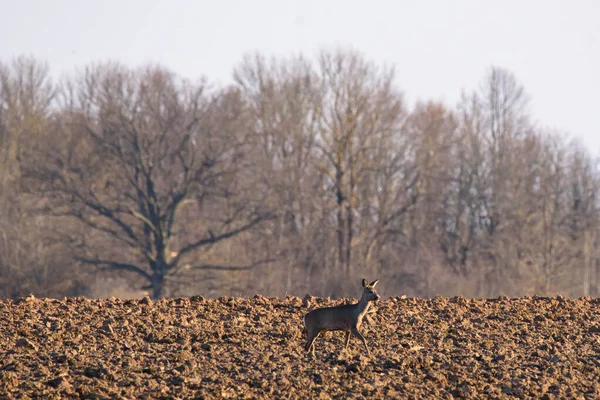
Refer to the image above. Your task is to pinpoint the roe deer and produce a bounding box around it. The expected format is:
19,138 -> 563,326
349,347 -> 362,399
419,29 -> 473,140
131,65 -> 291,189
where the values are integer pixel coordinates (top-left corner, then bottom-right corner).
302,278 -> 380,357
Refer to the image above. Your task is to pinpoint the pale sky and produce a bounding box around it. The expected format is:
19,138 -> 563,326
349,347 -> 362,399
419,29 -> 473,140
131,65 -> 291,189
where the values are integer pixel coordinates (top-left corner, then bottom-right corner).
1,0 -> 599,154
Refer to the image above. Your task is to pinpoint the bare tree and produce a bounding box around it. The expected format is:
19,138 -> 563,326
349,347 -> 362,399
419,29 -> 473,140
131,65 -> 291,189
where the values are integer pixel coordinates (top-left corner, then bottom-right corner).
449,67 -> 535,295
233,53 -> 329,294
565,144 -> 600,296
0,56 -> 73,297
313,47 -> 410,281
396,101 -> 458,295
24,63 -> 273,298
0,55 -> 55,185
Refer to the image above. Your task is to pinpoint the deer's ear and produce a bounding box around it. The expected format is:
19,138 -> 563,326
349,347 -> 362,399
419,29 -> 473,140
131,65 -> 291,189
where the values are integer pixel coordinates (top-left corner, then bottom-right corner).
370,279 -> 379,288
362,279 -> 368,287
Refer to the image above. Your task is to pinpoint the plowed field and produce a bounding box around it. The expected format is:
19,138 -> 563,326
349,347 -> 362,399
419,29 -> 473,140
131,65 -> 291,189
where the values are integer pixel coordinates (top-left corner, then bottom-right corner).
2,294 -> 600,399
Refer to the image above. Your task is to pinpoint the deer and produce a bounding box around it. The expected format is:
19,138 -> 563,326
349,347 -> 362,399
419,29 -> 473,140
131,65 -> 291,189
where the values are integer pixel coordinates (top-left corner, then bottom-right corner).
302,278 -> 380,357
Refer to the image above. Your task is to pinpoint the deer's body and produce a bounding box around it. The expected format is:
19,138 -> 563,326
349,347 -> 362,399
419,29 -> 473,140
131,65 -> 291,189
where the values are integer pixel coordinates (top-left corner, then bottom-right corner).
303,279 -> 380,356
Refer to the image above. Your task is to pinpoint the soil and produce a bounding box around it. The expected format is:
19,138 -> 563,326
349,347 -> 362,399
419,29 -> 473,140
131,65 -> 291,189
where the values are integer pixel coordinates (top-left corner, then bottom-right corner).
1,294 -> 600,399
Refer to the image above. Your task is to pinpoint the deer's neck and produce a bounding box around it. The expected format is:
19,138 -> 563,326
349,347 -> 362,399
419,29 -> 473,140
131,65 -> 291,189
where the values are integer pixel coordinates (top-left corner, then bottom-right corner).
355,294 -> 371,320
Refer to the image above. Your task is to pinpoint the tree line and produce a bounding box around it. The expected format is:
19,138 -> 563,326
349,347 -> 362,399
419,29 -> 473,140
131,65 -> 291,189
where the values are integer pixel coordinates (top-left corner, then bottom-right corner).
1,48 -> 598,299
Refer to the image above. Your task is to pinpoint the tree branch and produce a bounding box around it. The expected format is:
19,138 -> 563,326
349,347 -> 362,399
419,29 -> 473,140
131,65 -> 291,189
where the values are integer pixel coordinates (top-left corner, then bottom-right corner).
188,257 -> 276,271
381,171 -> 421,227
75,256 -> 152,282
169,212 -> 273,268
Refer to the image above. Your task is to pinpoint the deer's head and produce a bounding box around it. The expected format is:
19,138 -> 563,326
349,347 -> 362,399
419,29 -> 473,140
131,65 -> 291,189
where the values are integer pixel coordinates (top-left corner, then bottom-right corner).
361,278 -> 381,302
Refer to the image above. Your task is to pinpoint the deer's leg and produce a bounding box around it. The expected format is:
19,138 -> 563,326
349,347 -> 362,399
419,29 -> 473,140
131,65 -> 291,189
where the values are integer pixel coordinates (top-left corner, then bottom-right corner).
344,330 -> 351,350
310,332 -> 319,357
351,327 -> 370,356
305,329 -> 319,356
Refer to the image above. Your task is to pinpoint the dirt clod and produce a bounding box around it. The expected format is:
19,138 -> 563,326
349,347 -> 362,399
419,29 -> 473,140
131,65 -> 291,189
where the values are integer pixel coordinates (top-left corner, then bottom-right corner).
200,343 -> 211,351
345,362 -> 360,373
46,375 -> 70,389
15,338 -> 38,351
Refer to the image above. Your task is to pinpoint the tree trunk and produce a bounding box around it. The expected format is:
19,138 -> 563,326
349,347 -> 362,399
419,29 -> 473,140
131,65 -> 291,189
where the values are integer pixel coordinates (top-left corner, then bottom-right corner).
337,189 -> 345,269
346,202 -> 353,276
151,273 -> 164,299
582,229 -> 595,297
